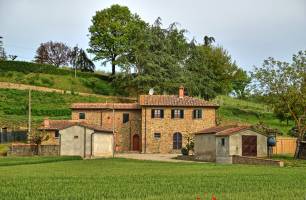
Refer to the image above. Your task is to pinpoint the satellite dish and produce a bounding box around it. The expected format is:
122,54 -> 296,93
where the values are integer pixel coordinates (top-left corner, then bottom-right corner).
149,88 -> 154,95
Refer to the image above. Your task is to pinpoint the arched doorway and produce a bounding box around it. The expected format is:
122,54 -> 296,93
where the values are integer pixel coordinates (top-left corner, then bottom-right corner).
132,134 -> 140,151
173,132 -> 182,150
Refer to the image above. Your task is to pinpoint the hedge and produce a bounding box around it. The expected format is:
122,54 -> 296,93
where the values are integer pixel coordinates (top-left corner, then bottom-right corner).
0,60 -> 110,81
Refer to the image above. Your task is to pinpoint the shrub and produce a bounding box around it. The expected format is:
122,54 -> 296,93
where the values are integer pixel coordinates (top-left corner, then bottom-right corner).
181,147 -> 189,156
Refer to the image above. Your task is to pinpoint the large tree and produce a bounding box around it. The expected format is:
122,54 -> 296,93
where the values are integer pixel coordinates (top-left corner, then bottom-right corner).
88,4 -> 134,75
231,68 -> 251,99
252,50 -> 306,158
34,41 -> 71,67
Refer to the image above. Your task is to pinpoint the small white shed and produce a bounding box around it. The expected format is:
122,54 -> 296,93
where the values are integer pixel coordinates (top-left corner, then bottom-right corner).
58,123 -> 114,158
195,125 -> 267,163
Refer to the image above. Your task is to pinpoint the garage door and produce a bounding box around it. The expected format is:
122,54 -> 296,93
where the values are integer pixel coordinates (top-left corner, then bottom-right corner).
242,135 -> 257,156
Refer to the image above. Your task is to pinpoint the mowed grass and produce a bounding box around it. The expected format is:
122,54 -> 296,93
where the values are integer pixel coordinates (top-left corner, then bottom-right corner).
0,158 -> 305,200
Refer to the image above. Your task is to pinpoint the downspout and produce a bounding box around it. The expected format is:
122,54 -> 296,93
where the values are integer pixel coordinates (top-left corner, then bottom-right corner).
112,103 -> 115,158
84,127 -> 86,158
144,107 -> 147,153
91,132 -> 94,158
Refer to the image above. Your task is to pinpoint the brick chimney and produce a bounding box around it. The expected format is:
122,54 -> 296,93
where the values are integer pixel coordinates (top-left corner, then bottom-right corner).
179,85 -> 184,98
43,118 -> 50,128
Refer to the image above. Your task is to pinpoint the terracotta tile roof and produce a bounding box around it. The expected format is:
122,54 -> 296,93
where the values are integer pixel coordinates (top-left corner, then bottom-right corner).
71,103 -> 140,110
195,125 -> 250,136
139,95 -> 219,107
38,120 -> 113,133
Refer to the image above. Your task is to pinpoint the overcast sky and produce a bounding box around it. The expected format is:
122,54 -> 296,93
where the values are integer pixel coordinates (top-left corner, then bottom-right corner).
0,0 -> 305,72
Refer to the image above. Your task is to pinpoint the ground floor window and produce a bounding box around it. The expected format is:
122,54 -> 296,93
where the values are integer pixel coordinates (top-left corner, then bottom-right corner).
173,132 -> 182,149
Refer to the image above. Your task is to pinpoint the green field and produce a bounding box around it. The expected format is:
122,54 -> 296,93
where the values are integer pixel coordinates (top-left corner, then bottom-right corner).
0,158 -> 305,200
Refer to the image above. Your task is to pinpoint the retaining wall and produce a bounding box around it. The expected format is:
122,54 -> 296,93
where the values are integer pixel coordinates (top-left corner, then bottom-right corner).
8,144 -> 59,156
232,155 -> 284,167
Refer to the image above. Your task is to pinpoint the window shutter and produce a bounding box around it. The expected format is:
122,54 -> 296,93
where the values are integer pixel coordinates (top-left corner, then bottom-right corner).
171,110 -> 174,118
180,110 -> 184,118
192,110 -> 196,119
151,109 -> 155,118
160,110 -> 164,118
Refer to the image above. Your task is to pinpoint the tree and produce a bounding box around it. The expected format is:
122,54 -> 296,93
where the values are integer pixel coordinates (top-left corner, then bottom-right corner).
203,35 -> 215,46
232,68 -> 251,98
8,55 -> 17,60
252,50 -> 306,158
29,131 -> 50,155
0,36 -> 7,60
70,46 -> 95,72
185,43 -> 237,99
88,4 -> 134,75
34,41 -> 71,67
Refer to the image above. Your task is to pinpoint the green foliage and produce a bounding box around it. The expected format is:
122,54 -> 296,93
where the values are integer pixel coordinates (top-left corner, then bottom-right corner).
0,60 -> 109,80
0,158 -> 305,199
231,68 -> 251,98
88,4 -> 135,75
181,147 -> 189,155
0,88 -> 128,129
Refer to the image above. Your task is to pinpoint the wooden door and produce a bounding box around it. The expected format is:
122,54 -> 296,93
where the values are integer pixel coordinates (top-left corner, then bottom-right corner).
242,135 -> 257,156
132,134 -> 140,151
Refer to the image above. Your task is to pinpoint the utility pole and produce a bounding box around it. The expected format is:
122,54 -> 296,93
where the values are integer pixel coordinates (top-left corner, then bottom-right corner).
112,103 -> 115,158
28,89 -> 31,134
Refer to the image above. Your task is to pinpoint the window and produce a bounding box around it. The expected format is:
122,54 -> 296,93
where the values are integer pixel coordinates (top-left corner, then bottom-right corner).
123,113 -> 129,123
173,132 -> 182,149
193,109 -> 202,119
55,130 -> 60,138
74,136 -> 78,139
154,133 -> 161,140
171,109 -> 184,119
79,112 -> 85,120
221,138 -> 225,146
151,109 -> 164,118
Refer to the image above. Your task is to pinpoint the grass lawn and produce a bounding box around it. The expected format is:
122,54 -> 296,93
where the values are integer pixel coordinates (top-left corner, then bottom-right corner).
0,158 -> 305,200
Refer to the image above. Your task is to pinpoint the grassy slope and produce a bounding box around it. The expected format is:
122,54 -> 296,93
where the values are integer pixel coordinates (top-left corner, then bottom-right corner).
215,96 -> 293,134
0,158 -> 305,200
0,89 -> 292,135
0,88 -> 132,129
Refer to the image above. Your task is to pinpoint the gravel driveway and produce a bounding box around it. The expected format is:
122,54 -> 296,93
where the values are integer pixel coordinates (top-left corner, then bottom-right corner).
115,153 -> 199,163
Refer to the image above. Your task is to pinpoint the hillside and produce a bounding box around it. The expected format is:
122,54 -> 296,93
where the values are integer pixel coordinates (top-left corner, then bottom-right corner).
0,88 -> 133,129
0,61 -> 293,134
0,88 -> 292,134
0,60 -> 114,95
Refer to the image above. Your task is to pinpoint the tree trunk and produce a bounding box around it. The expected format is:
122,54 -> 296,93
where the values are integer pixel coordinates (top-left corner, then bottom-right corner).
294,139 -> 301,159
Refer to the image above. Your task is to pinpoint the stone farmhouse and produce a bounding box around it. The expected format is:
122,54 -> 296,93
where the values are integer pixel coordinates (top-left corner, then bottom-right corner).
40,86 -> 219,155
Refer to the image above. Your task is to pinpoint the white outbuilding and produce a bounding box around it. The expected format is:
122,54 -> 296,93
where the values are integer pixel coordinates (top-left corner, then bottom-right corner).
194,125 -> 267,163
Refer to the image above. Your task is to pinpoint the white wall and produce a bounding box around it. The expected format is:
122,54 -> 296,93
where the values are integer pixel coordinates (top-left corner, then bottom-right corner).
93,133 -> 113,157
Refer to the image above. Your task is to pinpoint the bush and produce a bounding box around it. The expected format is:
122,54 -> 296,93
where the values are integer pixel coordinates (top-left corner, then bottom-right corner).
181,147 -> 189,156
0,60 -> 109,81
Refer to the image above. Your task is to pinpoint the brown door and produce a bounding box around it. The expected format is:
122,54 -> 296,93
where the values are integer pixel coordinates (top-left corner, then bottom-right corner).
132,134 -> 140,151
242,135 -> 257,156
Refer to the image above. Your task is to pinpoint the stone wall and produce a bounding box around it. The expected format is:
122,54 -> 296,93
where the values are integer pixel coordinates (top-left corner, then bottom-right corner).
8,144 -> 59,156
232,155 -> 284,167
71,109 -> 141,152
141,107 -> 216,153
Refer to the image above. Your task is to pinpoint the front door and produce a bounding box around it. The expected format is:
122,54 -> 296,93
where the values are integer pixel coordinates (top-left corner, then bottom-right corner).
242,135 -> 257,156
132,134 -> 140,151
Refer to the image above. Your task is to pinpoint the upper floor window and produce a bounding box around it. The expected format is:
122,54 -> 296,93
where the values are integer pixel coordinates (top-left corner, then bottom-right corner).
79,112 -> 85,120
221,138 -> 225,146
154,133 -> 161,140
193,109 -> 202,119
151,109 -> 164,118
123,113 -> 129,123
171,109 -> 184,119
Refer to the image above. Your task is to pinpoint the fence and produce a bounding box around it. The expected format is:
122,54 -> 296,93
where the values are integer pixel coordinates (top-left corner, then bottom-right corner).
0,131 -> 28,143
272,137 -> 297,155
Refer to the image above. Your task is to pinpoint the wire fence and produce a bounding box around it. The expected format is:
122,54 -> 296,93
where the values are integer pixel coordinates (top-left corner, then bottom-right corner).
0,130 -> 28,143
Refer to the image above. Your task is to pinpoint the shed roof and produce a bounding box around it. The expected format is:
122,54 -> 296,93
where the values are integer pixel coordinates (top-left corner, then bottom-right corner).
139,95 -> 219,107
38,120 -> 113,133
195,125 -> 252,136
